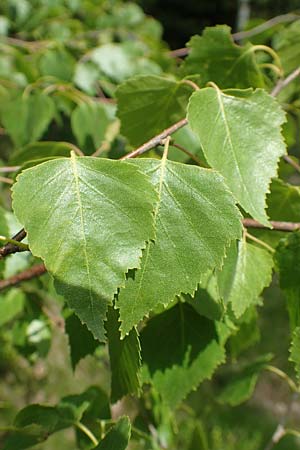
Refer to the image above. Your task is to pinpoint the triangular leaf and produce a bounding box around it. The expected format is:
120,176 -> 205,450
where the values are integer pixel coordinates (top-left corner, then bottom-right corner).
105,306 -> 141,402
182,25 -> 265,88
12,154 -> 157,340
141,303 -> 225,407
217,239 -> 273,318
1,92 -> 55,147
116,75 -> 193,146
188,87 -> 286,225
118,158 -> 242,335
94,416 -> 131,450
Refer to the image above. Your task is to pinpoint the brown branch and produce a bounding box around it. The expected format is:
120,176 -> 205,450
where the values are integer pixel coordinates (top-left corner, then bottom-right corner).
243,218 -> 300,232
170,142 -> 207,167
0,263 -> 46,291
120,118 -> 188,160
271,66 -> 300,97
0,228 -> 27,258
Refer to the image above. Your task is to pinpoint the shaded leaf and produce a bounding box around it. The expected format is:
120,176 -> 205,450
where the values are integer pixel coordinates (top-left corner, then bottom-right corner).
217,239 -> 273,318
94,416 -> 131,450
188,87 -> 286,225
106,306 -> 141,402
10,141 -> 72,165
12,154 -> 157,340
275,232 -> 300,330
218,354 -> 272,406
182,25 -> 264,88
118,158 -> 242,335
116,75 -> 192,146
65,312 -> 99,369
39,48 -> 75,81
141,303 -> 226,407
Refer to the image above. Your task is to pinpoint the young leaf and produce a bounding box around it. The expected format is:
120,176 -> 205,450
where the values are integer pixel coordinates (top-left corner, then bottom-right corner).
118,158 -> 242,335
141,303 -> 225,407
289,327 -> 300,381
105,306 -> 141,402
182,25 -> 265,88
39,48 -> 76,81
116,75 -> 193,146
65,312 -> 100,369
217,239 -> 273,318
71,102 -> 112,151
94,416 -> 131,450
1,92 -> 55,147
275,232 -> 300,330
188,87 -> 286,225
0,289 -> 25,327
12,154 -> 157,340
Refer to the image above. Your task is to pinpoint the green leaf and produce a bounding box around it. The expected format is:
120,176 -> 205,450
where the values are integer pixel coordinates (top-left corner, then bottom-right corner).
188,87 -> 286,225
91,42 -> 161,84
116,75 -> 192,146
71,102 -> 111,151
94,416 -> 131,450
10,141 -> 72,165
74,61 -> 101,95
1,92 -> 55,147
229,306 -> 261,359
141,303 -> 225,407
106,306 -> 141,402
12,154 -> 157,340
217,239 -> 273,318
267,179 -> 300,221
218,354 -> 272,406
39,48 -> 75,81
182,26 -> 265,88
0,288 -> 25,327
276,232 -> 300,330
118,158 -> 242,335
65,312 -> 100,369
289,327 -> 300,381
274,20 -> 300,74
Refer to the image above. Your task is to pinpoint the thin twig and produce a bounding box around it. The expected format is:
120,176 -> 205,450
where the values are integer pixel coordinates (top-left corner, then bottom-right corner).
242,218 -> 300,232
0,263 -> 46,291
271,66 -> 300,96
0,166 -> 21,173
283,154 -> 300,174
233,13 -> 300,41
0,176 -> 13,185
180,79 -> 200,91
120,118 -> 188,160
170,142 -> 207,166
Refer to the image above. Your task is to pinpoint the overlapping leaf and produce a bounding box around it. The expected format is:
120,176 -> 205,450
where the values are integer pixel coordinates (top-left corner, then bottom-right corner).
188,87 -> 286,225
118,158 -> 242,335
217,239 -> 274,318
106,307 -> 141,402
141,303 -> 225,407
182,25 -> 265,88
12,154 -> 157,340
116,75 -> 193,146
